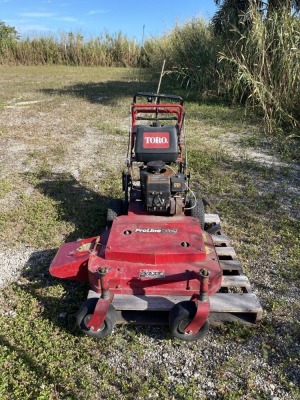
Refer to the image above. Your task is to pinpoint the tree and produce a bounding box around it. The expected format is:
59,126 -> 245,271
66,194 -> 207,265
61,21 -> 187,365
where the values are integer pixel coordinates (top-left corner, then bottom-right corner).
212,0 -> 253,34
212,0 -> 300,34
0,21 -> 19,41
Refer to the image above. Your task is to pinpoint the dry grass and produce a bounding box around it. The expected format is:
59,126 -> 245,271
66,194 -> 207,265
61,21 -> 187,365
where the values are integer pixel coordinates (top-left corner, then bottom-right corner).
0,32 -> 141,67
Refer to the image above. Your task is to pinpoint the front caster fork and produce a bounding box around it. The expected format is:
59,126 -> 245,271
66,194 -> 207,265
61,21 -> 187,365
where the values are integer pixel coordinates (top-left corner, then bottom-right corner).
184,269 -> 211,335
85,267 -> 114,331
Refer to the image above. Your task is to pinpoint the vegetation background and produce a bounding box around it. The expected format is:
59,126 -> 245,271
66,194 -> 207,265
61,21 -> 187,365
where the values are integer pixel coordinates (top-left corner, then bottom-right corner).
0,0 -> 299,155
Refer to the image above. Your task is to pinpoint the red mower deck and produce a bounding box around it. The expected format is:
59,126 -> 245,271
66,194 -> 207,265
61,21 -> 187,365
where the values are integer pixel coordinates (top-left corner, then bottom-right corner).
83,214 -> 263,327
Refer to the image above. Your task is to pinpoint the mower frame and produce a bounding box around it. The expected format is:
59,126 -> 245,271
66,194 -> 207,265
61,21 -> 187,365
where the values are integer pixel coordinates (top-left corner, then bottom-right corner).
49,92 -> 224,341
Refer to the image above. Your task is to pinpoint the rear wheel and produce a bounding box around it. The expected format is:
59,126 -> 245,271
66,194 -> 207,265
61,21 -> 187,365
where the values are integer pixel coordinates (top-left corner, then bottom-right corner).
76,298 -> 116,339
169,301 -> 209,342
107,199 -> 124,227
185,198 -> 205,229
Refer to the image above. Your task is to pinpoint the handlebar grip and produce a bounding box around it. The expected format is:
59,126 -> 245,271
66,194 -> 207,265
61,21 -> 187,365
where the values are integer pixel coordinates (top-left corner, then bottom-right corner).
133,92 -> 183,105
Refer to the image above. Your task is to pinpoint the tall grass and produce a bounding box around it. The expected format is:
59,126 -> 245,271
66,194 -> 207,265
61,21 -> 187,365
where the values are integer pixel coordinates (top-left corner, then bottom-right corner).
218,1 -> 300,134
0,32 -> 141,67
144,19 -> 221,95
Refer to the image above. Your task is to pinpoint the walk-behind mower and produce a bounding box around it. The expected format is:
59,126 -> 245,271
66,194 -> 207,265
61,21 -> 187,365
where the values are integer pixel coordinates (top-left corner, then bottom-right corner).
50,92 -> 223,341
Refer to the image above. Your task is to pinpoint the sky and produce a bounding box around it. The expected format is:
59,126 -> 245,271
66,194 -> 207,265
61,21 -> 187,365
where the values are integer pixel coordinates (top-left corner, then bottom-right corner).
0,0 -> 218,40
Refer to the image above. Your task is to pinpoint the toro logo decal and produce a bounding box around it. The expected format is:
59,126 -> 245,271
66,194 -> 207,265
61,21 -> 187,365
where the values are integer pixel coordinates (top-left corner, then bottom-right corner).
143,132 -> 170,149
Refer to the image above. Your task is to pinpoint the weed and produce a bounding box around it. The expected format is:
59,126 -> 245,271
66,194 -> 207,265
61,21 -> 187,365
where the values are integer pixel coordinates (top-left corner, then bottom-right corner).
98,122 -> 127,136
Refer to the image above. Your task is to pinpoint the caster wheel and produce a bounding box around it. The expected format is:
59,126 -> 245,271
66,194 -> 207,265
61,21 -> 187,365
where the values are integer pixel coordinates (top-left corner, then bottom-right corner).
76,298 -> 116,339
169,301 -> 209,342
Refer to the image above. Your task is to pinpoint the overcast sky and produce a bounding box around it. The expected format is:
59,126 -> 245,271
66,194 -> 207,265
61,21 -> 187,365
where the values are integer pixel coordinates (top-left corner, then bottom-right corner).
1,0 -> 218,39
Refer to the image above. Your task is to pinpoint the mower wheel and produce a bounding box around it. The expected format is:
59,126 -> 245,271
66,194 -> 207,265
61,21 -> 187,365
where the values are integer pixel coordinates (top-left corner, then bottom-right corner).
107,199 -> 124,227
185,198 -> 205,230
76,298 -> 116,339
169,301 -> 209,342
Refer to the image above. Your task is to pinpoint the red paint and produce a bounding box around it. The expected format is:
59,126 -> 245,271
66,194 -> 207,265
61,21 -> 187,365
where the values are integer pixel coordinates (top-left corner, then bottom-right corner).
184,299 -> 210,334
85,297 -> 113,331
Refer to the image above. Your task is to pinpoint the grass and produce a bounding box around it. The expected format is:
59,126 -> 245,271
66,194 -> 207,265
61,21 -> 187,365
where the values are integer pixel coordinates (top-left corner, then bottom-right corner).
218,2 -> 300,136
0,31 -> 142,68
0,66 -> 299,399
0,179 -> 11,199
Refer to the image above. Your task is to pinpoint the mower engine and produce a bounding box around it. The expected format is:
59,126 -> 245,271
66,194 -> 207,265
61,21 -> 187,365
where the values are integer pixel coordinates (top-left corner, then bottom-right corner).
140,160 -> 188,215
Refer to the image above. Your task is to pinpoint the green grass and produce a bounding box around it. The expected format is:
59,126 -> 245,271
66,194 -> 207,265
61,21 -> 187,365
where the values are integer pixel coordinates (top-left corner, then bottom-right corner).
0,179 -> 11,199
0,66 -> 299,400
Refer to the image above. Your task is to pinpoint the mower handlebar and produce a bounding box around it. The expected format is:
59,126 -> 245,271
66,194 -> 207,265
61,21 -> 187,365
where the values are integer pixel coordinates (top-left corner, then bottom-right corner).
133,92 -> 184,105
135,116 -> 178,121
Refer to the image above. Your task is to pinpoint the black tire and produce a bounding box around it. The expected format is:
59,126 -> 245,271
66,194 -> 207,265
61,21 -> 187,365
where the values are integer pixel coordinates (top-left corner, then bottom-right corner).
169,301 -> 209,342
76,298 -> 116,339
185,198 -> 205,230
107,199 -> 124,227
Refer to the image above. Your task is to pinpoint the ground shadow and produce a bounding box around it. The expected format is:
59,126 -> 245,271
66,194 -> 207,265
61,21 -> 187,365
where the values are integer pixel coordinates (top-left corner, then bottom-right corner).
38,73 -> 204,107
20,172 -> 111,333
22,248 -> 88,331
31,171 -> 109,242
39,78 -> 157,105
